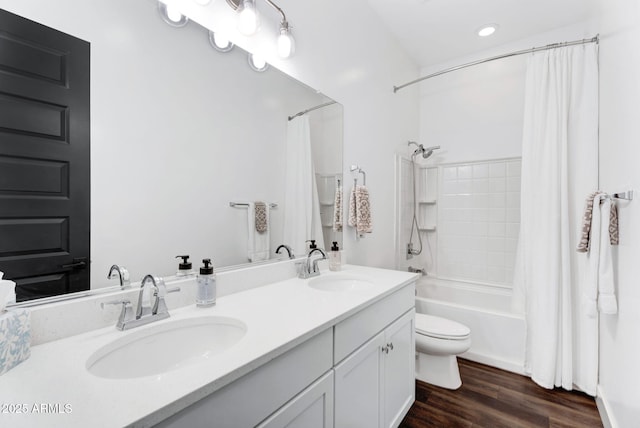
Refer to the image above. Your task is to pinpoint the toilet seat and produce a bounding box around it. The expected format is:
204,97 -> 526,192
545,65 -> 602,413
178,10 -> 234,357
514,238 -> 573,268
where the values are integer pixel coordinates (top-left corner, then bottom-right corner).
415,313 -> 470,340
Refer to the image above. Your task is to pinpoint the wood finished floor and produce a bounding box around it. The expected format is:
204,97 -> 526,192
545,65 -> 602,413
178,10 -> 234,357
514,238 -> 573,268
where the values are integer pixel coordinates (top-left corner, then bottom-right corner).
399,359 -> 603,428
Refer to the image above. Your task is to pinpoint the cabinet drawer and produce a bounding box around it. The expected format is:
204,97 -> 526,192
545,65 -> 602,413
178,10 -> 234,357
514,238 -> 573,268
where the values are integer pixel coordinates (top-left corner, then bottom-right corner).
257,371 -> 334,428
334,282 -> 415,364
157,328 -> 333,428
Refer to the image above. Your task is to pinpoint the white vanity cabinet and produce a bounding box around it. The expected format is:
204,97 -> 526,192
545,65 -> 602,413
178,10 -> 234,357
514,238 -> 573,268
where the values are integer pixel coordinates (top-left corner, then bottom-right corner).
155,281 -> 416,428
333,284 -> 416,428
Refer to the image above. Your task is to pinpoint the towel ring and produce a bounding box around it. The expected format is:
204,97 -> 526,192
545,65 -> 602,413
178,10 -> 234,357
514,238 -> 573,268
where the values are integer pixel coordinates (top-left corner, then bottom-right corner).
350,165 -> 366,186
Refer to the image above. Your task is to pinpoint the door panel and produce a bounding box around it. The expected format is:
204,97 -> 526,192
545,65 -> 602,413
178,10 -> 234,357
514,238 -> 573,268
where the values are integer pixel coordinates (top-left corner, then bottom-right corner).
0,9 -> 90,301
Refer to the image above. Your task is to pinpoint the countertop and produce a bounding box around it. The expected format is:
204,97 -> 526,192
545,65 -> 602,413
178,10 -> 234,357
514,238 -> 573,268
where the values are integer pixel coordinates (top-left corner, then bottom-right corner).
0,265 -> 417,427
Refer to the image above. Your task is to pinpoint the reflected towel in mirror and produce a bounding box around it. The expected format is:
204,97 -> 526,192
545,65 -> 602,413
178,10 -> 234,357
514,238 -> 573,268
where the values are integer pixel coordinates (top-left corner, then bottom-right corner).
333,185 -> 343,232
247,202 -> 270,262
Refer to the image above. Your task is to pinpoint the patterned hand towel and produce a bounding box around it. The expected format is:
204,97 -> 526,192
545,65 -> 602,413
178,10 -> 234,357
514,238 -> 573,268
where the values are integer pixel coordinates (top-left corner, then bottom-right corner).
577,191 -> 619,252
355,185 -> 373,234
348,187 -> 357,228
254,201 -> 268,233
333,185 -> 343,232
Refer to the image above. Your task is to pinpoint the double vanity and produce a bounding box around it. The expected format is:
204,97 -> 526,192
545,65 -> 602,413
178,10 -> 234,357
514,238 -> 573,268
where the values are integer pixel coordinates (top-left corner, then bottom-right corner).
0,262 -> 418,427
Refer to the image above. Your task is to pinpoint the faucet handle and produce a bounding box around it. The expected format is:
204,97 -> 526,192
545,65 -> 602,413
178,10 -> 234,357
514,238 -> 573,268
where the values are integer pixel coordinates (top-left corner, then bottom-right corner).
154,286 -> 181,299
101,299 -> 135,331
153,284 -> 180,316
101,299 -> 131,310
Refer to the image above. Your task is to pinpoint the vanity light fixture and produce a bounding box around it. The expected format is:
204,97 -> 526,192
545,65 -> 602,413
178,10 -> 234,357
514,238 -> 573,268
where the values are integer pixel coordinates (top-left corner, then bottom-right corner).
193,0 -> 212,5
477,23 -> 499,37
158,2 -> 189,27
227,0 -> 295,58
209,30 -> 235,52
248,53 -> 269,72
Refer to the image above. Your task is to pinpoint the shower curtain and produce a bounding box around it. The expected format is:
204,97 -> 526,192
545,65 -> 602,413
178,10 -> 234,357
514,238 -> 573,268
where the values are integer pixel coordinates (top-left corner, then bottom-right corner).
283,116 -> 325,256
514,43 -> 599,395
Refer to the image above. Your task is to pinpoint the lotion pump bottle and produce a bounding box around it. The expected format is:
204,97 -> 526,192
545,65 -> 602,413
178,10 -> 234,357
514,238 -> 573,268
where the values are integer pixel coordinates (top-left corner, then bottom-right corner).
196,258 -> 216,307
329,241 -> 342,271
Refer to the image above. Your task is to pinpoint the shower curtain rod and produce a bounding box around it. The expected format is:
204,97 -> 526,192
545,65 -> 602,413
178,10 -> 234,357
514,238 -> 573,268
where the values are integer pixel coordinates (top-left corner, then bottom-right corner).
393,34 -> 599,93
288,100 -> 337,121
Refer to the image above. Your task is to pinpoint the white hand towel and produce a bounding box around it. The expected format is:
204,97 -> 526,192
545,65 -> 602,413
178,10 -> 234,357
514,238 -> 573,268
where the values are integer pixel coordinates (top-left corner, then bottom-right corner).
597,198 -> 618,314
247,202 -> 270,262
584,194 -> 618,318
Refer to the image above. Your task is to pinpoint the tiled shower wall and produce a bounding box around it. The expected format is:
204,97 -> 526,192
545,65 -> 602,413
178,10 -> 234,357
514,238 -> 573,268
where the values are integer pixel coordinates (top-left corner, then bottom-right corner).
437,158 -> 521,287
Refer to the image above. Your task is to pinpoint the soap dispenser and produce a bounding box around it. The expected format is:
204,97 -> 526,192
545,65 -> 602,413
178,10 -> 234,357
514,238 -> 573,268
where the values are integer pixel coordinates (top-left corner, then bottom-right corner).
175,255 -> 194,277
306,240 -> 317,252
196,258 -> 216,307
329,241 -> 342,271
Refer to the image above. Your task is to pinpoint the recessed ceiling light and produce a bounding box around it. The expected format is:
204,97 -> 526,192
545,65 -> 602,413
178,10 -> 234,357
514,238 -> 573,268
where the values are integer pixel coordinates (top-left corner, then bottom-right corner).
477,24 -> 499,37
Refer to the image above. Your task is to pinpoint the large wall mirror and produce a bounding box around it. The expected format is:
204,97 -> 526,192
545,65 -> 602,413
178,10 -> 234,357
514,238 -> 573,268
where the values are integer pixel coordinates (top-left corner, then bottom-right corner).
0,0 -> 343,303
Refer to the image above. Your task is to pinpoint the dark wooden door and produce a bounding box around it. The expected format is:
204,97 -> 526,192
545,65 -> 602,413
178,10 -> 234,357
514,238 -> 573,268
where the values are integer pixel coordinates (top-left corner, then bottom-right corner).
0,9 -> 90,301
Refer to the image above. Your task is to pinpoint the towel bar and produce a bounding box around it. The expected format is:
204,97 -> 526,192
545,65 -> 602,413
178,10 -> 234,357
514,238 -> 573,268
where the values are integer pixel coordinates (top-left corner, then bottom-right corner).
611,190 -> 633,201
229,202 -> 278,208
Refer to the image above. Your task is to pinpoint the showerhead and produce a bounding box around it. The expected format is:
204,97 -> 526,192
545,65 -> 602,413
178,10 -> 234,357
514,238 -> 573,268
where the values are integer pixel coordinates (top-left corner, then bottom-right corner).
421,145 -> 441,159
408,141 -> 440,159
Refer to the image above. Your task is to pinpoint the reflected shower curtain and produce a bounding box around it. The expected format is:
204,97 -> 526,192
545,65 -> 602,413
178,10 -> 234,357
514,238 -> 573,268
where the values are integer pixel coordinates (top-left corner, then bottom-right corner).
514,43 -> 599,395
283,116 -> 325,256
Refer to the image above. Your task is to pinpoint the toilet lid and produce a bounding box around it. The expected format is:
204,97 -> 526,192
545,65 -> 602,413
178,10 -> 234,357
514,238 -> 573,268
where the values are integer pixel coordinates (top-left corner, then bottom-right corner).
415,314 -> 470,339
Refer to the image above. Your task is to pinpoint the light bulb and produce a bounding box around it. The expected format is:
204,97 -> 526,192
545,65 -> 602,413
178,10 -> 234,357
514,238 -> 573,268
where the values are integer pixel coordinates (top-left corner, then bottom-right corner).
237,0 -> 259,36
209,30 -> 234,53
277,26 -> 294,59
214,33 -> 230,49
165,5 -> 184,23
158,1 -> 189,27
248,53 -> 268,72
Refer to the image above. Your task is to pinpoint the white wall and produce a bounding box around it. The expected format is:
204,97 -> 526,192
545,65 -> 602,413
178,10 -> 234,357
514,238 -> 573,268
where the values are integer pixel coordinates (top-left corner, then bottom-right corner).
595,1 -> 640,426
0,0 -> 327,286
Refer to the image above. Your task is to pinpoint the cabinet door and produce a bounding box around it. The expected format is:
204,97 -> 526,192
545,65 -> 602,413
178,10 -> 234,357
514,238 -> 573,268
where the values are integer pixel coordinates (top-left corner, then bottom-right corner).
383,310 -> 415,428
334,332 -> 385,428
257,371 -> 334,428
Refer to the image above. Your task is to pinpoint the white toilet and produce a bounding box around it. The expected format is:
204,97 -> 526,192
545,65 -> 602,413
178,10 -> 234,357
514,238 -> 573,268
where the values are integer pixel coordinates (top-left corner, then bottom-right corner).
415,313 -> 471,390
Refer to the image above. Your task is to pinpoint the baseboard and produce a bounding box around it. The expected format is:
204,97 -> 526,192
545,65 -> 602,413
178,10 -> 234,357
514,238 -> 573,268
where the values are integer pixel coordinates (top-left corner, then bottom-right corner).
596,385 -> 616,428
460,351 -> 526,376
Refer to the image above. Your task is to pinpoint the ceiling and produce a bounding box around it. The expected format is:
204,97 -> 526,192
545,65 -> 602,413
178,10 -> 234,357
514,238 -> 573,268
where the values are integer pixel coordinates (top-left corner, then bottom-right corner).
366,0 -> 600,68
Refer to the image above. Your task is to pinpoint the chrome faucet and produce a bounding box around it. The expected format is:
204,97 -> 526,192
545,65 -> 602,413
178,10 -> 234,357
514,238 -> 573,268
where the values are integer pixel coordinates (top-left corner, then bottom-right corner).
296,248 -> 326,279
107,264 -> 130,288
275,244 -> 295,259
101,274 -> 180,331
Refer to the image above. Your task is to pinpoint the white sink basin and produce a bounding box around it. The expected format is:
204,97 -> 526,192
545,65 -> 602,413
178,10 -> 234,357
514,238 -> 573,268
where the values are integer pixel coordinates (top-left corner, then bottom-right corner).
308,275 -> 374,292
86,316 -> 247,379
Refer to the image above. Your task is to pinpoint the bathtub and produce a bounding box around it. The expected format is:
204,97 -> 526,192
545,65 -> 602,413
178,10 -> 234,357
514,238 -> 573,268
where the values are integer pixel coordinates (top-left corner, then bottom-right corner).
415,277 -> 526,375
